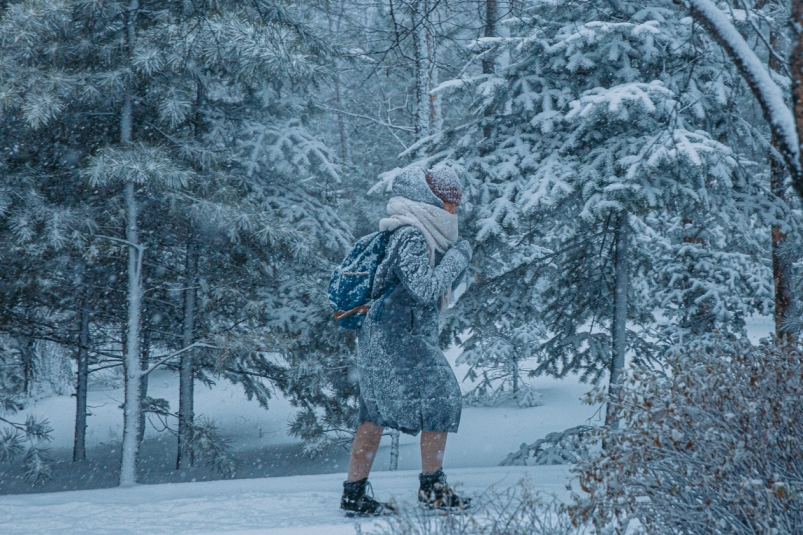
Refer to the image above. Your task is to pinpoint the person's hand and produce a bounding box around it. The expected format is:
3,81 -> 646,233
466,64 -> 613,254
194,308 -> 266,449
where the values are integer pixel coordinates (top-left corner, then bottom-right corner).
453,239 -> 473,262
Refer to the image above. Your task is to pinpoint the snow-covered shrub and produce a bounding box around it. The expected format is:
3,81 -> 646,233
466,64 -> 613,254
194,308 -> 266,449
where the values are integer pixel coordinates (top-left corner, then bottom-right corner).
0,337 -> 23,398
369,482 -> 580,535
501,426 -> 594,466
463,380 -> 543,409
0,400 -> 53,484
571,340 -> 803,534
27,340 -> 73,400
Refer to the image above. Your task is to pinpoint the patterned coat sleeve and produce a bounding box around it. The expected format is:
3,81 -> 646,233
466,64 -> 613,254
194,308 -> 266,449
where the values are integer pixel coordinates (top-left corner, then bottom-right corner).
393,228 -> 470,304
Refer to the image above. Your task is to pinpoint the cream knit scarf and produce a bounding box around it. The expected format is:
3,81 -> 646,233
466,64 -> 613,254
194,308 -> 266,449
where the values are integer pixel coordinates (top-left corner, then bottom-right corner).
379,196 -> 458,267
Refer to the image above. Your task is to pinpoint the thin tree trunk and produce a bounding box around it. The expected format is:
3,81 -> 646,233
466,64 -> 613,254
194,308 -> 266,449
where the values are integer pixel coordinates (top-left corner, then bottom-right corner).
793,0 -> 803,179
177,237 -> 197,470
119,0 -> 141,488
605,211 -> 628,432
482,0 -> 498,138
424,0 -> 441,135
120,177 -> 143,487
389,429 -> 400,471
118,0 -> 142,481
412,0 -> 429,140
138,317 -> 150,444
482,0 -> 498,75
21,336 -> 35,397
769,27 -> 796,343
325,0 -> 350,163
73,299 -> 90,462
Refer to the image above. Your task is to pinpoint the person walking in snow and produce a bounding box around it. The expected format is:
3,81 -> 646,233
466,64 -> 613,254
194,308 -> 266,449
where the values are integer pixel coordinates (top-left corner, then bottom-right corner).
340,165 -> 473,517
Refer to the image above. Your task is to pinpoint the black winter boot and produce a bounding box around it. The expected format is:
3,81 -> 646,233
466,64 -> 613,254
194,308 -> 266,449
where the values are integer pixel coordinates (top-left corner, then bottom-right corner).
418,468 -> 471,510
341,478 -> 397,517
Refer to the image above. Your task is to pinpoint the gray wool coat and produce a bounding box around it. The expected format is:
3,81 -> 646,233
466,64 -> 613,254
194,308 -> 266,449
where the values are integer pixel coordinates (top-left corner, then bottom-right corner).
357,225 -> 471,435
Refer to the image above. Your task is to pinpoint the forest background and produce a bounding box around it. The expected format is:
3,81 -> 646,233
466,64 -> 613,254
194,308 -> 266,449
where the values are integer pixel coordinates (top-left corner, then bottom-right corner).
0,1 -> 802,527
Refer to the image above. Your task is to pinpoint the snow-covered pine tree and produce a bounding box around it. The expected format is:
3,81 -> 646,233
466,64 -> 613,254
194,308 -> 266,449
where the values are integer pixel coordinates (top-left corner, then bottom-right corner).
407,0 -> 785,408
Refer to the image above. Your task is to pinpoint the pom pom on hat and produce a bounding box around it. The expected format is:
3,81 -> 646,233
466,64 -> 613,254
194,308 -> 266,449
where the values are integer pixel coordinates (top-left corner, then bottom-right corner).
426,165 -> 462,205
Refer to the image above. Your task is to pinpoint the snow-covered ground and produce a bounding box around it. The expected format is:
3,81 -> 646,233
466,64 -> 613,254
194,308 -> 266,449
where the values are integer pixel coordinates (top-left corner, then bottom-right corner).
0,318 -> 774,532
0,465 -> 575,535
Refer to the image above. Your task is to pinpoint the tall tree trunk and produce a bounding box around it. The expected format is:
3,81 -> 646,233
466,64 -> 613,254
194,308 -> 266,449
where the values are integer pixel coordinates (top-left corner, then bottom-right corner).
412,0 -> 429,140
177,237 -> 197,470
119,0 -> 142,486
73,299 -> 90,462
605,211 -> 628,432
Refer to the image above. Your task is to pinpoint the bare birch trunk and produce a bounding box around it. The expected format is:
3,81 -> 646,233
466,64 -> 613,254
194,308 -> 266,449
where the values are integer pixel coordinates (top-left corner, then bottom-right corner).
177,237 -> 197,470
605,211 -> 628,432
73,299 -> 90,462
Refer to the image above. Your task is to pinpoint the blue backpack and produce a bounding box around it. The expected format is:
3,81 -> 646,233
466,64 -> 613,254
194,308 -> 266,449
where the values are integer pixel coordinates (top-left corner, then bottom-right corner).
328,230 -> 393,329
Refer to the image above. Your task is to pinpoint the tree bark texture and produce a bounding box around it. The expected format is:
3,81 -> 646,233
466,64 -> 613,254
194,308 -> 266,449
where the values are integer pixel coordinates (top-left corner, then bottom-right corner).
177,237 -> 197,470
73,300 -> 90,462
605,211 -> 628,431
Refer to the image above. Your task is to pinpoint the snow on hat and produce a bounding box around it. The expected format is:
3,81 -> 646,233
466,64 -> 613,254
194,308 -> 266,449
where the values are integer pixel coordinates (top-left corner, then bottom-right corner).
426,165 -> 462,205
392,166 -> 444,208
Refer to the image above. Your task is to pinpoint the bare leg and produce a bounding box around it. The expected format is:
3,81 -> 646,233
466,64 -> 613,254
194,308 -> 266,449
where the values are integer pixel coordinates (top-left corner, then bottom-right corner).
420,431 -> 447,474
347,421 -> 384,482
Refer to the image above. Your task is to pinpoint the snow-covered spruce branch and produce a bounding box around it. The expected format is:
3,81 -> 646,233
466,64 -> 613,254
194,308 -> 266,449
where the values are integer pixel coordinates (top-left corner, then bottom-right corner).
679,0 -> 803,194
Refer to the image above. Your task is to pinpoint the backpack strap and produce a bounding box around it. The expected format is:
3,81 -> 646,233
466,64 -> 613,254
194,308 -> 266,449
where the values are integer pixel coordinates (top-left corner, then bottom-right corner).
333,305 -> 370,322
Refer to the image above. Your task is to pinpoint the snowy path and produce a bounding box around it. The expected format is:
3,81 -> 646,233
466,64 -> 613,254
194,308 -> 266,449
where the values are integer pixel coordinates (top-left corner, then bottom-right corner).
0,465 -> 574,535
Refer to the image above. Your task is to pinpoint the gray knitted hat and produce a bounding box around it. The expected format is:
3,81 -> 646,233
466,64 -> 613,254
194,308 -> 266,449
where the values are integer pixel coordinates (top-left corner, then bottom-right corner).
392,167 -> 444,208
